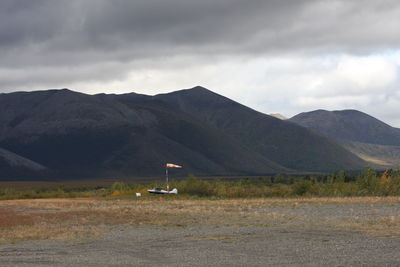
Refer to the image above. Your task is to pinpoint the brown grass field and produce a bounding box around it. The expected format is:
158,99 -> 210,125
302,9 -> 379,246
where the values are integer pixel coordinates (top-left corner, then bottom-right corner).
1,196 -> 400,245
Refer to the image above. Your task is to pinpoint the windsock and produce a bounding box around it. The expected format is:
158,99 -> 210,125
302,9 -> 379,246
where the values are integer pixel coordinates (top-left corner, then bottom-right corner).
165,163 -> 183,168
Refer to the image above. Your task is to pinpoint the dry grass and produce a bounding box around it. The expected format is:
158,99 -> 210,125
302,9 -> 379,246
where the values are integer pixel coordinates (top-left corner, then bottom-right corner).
1,196 -> 400,244
0,206 -> 103,244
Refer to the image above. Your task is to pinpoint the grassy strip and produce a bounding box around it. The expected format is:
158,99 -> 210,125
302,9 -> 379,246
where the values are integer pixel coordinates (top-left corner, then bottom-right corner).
1,168 -> 400,200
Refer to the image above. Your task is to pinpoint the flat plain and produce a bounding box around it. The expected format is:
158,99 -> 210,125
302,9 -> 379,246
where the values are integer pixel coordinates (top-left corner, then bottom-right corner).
1,197 -> 400,266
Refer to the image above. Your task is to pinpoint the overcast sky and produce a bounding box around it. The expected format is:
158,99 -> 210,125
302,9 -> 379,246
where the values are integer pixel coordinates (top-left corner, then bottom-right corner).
1,0 -> 400,125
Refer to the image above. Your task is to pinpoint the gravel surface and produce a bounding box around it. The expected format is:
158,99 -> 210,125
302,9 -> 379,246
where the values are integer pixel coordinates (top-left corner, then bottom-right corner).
1,225 -> 400,266
1,200 -> 400,266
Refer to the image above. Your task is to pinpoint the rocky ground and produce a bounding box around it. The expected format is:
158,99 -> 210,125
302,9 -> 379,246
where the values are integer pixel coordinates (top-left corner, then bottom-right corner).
1,197 -> 400,266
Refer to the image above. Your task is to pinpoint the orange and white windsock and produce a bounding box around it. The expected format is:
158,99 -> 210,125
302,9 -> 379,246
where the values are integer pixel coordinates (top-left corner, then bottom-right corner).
165,163 -> 183,168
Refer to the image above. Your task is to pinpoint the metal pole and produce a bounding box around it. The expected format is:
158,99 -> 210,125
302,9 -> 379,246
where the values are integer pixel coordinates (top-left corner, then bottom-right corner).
166,166 -> 169,191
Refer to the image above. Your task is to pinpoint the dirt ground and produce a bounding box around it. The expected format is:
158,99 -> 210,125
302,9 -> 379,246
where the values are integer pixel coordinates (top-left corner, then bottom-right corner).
1,197 -> 400,266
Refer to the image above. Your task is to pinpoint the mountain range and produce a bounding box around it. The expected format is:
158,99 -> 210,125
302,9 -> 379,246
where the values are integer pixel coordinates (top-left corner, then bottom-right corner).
289,110 -> 400,168
0,86 -> 381,180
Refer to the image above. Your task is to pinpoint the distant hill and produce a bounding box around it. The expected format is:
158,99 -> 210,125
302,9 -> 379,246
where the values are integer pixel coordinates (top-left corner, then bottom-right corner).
289,109 -> 400,168
0,87 -> 366,180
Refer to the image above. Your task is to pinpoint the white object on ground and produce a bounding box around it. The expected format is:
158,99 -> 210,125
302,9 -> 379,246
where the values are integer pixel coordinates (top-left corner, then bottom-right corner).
147,188 -> 178,194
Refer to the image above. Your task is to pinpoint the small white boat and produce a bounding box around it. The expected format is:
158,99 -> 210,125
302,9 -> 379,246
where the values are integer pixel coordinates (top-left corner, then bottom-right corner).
148,163 -> 182,195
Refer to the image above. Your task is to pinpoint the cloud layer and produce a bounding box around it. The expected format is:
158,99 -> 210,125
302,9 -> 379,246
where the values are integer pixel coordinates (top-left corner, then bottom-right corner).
1,0 -> 400,125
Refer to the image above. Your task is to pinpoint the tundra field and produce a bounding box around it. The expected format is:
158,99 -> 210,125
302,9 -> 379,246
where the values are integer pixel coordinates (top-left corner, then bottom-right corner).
1,196 -> 400,266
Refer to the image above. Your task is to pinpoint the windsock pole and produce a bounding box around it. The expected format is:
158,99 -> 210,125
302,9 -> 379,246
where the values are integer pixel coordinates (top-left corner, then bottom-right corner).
165,163 -> 182,192
166,165 -> 169,191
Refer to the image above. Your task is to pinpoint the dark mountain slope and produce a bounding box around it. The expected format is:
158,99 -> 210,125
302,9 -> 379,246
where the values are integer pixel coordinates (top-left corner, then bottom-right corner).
154,86 -> 366,172
289,109 -> 400,168
0,88 -> 287,179
0,89 -> 145,139
0,89 -> 139,177
0,147 -> 47,179
105,94 -> 288,175
0,147 -> 46,171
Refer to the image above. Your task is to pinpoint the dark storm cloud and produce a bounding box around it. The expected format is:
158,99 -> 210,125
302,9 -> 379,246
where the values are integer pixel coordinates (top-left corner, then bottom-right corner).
0,0 -> 297,65
1,0 -> 400,89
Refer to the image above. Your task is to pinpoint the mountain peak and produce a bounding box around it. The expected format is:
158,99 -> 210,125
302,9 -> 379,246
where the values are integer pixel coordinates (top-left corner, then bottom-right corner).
40,88 -> 75,93
155,86 -> 232,108
173,86 -> 217,96
191,85 -> 209,91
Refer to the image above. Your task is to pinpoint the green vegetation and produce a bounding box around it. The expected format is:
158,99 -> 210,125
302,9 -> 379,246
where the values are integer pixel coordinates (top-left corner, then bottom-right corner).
170,168 -> 400,198
2,168 -> 400,200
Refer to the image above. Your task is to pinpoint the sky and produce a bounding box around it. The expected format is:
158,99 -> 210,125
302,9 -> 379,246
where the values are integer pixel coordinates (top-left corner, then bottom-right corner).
1,0 -> 400,126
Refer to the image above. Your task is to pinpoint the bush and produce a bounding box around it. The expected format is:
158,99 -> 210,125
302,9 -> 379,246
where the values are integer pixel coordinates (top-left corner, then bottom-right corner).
357,167 -> 379,195
110,182 -> 131,192
292,180 -> 313,196
180,175 -> 214,196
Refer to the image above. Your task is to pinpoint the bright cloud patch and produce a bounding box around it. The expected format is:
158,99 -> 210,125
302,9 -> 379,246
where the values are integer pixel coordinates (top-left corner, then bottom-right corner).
63,53 -> 400,126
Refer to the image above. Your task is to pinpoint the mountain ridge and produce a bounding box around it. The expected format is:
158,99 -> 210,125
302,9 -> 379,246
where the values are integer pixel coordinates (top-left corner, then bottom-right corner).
290,109 -> 400,145
289,109 -> 400,168
0,87 -> 367,180
154,87 -> 365,172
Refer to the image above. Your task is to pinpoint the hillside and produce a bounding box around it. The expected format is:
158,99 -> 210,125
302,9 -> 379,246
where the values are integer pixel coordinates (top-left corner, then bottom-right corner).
0,147 -> 47,179
0,88 -> 287,179
289,109 -> 400,145
289,109 -> 400,167
154,87 -> 365,172
0,87 -> 367,180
